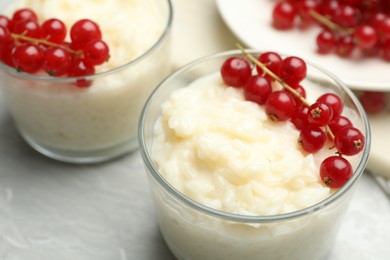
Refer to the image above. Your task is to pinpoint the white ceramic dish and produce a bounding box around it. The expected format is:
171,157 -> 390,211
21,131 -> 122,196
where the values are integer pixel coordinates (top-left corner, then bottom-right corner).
217,0 -> 390,91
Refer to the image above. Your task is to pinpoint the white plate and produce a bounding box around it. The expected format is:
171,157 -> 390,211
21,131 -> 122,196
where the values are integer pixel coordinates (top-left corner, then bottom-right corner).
217,0 -> 390,91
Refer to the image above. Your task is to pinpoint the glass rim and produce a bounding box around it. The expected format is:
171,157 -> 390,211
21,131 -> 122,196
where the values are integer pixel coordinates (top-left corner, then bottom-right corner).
138,49 -> 371,224
0,0 -> 173,82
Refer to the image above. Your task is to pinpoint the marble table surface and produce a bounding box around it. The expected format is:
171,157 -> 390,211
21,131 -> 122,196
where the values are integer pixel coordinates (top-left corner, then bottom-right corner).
1,1 -> 390,259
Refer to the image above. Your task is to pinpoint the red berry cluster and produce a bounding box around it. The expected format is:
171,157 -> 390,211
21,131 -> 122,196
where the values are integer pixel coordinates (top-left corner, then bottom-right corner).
271,1 -> 390,114
220,49 -> 365,189
0,8 -> 110,87
272,0 -> 390,60
359,90 -> 388,113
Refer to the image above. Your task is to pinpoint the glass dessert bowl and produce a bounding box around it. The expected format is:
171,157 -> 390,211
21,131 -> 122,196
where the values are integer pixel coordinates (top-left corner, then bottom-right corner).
0,0 -> 173,163
139,50 -> 370,260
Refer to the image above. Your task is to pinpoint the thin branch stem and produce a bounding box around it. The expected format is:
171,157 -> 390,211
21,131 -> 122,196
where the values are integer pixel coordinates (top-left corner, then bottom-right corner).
236,43 -> 336,142
309,10 -> 354,34
236,43 -> 310,106
11,33 -> 82,56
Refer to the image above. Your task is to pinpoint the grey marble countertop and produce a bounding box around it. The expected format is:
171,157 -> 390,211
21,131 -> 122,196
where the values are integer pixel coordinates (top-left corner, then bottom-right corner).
1,1 -> 390,259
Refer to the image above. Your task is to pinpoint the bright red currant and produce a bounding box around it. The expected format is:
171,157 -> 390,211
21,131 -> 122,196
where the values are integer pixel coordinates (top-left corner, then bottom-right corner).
316,93 -> 344,118
316,30 -> 336,54
256,51 -> 283,79
321,0 -> 341,19
0,41 -> 15,67
272,1 -> 297,30
359,91 -> 387,113
0,26 -> 12,48
328,115 -> 353,136
288,84 -> 306,105
353,24 -> 378,49
70,19 -> 102,50
68,58 -> 95,87
41,18 -> 67,44
378,16 -> 390,42
265,90 -> 296,121
12,19 -> 42,39
299,125 -> 326,153
83,39 -> 110,65
291,105 -> 309,130
11,8 -> 38,25
307,101 -> 334,126
0,15 -> 11,29
296,0 -> 320,22
334,126 -> 365,155
369,12 -> 386,28
243,75 -> 272,105
336,35 -> 355,57
12,43 -> 44,73
281,56 -> 307,84
43,47 -> 72,76
320,156 -> 352,188
220,57 -> 252,88
334,5 -> 360,27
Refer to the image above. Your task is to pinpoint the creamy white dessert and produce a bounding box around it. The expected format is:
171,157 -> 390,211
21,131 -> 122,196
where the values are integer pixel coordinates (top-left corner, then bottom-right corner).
153,73 -> 334,216
0,0 -> 171,156
149,72 -> 362,260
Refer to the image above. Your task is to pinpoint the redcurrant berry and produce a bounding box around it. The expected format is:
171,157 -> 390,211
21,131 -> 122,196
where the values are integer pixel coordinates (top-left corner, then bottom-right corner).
0,15 -> 11,30
243,75 -> 272,105
12,43 -> 44,73
272,1 -> 297,30
256,51 -> 283,79
299,125 -> 326,153
12,19 -> 42,39
265,90 -> 296,121
281,56 -> 307,84
316,30 -> 336,54
288,83 -> 306,105
336,35 -> 355,57
334,5 -> 360,27
320,156 -> 352,188
68,58 -> 95,87
0,26 -> 12,48
0,42 -> 15,67
369,12 -> 386,28
296,0 -> 320,22
334,126 -> 365,155
353,24 -> 378,49
41,18 -> 67,44
291,105 -> 309,130
378,16 -> 390,42
359,91 -> 387,113
321,0 -> 341,19
307,101 -> 334,126
316,93 -> 344,118
328,115 -> 353,136
70,19 -> 102,50
83,39 -> 110,65
220,57 -> 252,88
11,8 -> 38,26
43,47 -> 72,76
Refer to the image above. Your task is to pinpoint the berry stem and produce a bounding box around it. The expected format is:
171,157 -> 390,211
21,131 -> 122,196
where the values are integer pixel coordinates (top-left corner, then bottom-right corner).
236,43 -> 310,106
325,125 -> 335,141
11,33 -> 83,56
236,43 -> 337,142
308,10 -> 354,34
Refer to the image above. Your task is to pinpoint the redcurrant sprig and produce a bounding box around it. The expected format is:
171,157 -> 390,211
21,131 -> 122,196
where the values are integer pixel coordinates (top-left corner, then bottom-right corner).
220,46 -> 365,189
0,8 -> 110,87
271,0 -> 390,65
